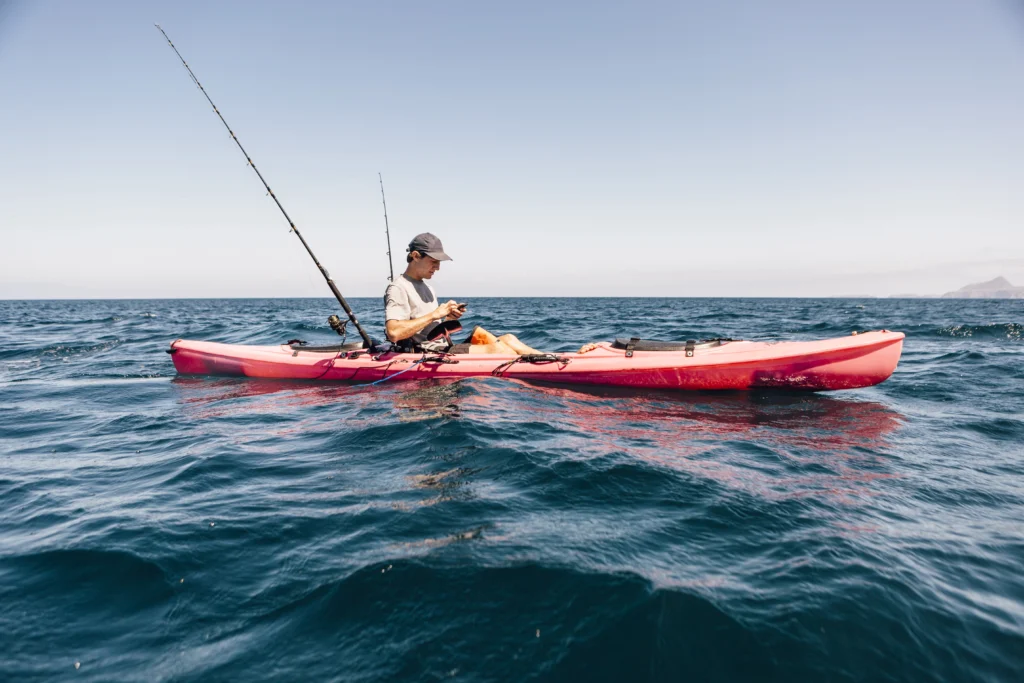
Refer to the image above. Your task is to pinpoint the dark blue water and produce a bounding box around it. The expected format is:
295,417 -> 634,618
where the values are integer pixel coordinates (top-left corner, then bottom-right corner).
1,297 -> 1022,682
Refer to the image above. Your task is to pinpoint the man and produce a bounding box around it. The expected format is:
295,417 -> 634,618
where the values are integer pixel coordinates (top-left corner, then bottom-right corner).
384,233 -> 543,355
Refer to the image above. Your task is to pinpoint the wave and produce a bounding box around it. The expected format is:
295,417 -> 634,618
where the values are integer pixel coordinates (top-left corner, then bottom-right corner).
935,323 -> 1022,340
0,340 -> 121,362
229,561 -> 774,682
0,547 -> 172,613
4,315 -> 126,326
0,548 -> 175,679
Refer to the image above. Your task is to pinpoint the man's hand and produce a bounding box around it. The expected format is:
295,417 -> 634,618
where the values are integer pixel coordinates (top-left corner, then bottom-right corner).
386,301 -> 467,343
434,300 -> 464,320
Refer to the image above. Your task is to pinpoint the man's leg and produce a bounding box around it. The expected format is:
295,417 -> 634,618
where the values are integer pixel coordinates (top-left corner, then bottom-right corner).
497,334 -> 541,355
467,326 -> 541,355
466,340 -> 518,355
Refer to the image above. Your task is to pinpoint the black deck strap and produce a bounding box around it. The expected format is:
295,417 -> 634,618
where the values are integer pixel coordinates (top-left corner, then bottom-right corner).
518,354 -> 570,364
291,342 -> 364,352
625,337 -> 640,358
685,340 -> 696,357
420,354 -> 459,365
491,354 -> 570,377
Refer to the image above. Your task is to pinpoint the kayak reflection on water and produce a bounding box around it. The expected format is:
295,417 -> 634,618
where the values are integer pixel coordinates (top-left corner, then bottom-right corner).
172,376 -> 902,507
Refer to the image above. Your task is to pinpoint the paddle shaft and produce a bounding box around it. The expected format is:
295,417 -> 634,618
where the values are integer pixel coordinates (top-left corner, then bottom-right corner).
155,25 -> 373,347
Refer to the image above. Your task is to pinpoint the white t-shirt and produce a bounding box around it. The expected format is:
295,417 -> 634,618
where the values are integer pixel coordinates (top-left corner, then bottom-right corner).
384,274 -> 440,345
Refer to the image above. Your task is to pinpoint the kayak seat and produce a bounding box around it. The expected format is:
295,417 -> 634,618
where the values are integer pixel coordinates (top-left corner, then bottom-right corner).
611,338 -> 732,352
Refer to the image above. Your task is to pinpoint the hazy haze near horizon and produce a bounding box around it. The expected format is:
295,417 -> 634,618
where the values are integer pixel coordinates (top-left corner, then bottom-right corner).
1,0 -> 1022,298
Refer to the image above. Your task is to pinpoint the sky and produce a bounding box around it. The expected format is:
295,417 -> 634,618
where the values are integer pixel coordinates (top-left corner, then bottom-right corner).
1,0 -> 1023,298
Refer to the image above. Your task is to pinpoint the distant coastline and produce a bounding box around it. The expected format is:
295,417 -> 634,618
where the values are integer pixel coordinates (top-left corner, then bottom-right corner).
888,276 -> 1024,300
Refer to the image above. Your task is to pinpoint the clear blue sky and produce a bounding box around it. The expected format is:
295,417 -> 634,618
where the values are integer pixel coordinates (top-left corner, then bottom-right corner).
1,0 -> 1022,297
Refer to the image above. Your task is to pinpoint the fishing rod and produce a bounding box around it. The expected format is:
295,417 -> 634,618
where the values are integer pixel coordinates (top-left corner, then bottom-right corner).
378,173 -> 394,282
155,24 -> 373,347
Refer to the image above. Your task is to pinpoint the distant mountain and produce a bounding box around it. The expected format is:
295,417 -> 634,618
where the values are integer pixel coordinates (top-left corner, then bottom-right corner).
940,276 -> 1024,299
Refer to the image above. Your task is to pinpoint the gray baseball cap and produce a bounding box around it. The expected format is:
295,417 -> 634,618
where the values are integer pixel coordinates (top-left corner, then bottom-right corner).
407,232 -> 452,261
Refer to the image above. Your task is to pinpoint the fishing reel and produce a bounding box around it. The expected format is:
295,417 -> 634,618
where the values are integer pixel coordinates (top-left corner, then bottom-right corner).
328,314 -> 348,337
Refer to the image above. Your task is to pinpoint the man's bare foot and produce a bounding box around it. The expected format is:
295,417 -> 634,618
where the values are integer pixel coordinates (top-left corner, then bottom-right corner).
578,342 -> 600,354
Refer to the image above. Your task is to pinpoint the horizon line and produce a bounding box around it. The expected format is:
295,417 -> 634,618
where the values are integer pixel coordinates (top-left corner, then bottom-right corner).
0,295 -> 1001,302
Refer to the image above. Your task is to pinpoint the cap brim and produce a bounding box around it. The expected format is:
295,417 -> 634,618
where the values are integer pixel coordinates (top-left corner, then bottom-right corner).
425,250 -> 452,261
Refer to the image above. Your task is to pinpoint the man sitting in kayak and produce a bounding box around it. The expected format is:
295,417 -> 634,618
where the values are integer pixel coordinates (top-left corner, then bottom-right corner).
384,233 -> 543,355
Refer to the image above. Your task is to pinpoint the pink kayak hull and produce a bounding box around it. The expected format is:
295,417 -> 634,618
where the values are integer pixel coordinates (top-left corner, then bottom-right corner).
168,330 -> 904,392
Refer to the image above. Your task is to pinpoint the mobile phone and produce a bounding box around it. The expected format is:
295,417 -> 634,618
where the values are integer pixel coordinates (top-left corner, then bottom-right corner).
456,303 -> 467,311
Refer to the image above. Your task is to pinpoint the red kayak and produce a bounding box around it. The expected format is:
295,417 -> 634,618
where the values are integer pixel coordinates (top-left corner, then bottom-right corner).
168,330 -> 904,391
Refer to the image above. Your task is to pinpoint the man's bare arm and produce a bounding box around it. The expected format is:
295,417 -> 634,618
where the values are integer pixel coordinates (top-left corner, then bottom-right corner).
385,301 -> 462,342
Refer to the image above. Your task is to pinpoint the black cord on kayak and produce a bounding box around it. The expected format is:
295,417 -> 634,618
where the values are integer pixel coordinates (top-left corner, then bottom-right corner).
154,24 -> 373,348
491,354 -> 570,377
379,173 -> 394,282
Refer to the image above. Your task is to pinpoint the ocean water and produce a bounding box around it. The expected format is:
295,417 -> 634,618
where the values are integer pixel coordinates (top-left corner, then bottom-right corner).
1,297 -> 1022,682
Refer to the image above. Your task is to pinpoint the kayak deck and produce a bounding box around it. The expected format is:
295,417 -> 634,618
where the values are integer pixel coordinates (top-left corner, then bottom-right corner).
168,330 -> 904,392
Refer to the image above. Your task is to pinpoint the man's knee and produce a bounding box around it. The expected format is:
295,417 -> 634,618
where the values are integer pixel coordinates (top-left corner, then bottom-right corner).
498,333 -> 518,344
496,340 -> 518,355
468,340 -> 515,355
470,327 -> 498,345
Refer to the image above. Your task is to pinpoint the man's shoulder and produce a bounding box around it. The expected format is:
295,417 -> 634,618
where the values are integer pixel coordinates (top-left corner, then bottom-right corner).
384,280 -> 407,302
388,275 -> 414,290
